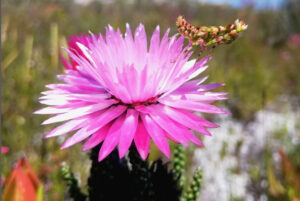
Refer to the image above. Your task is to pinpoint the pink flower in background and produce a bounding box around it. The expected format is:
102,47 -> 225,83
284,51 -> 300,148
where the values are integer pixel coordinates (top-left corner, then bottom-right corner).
36,24 -> 228,161
1,177 -> 5,187
287,33 -> 300,48
1,146 -> 9,187
60,34 -> 95,70
1,146 -> 9,154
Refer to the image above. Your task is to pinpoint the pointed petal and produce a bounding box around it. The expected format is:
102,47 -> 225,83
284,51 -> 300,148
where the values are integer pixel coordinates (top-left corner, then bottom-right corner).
39,98 -> 70,106
135,105 -> 188,146
134,24 -> 147,71
98,115 -> 126,161
45,118 -> 87,138
76,42 -> 95,64
34,107 -> 70,114
42,100 -> 116,125
159,98 -> 228,114
198,83 -> 225,91
149,25 -> 160,59
170,77 -> 209,95
140,114 -> 170,158
61,126 -> 95,149
163,106 -> 217,135
172,121 -> 204,146
134,24 -> 147,54
60,54 -> 73,69
181,59 -> 196,74
118,109 -> 139,158
134,119 -> 151,160
188,65 -> 208,80
182,130 -> 204,146
82,124 -> 111,151
85,105 -> 127,133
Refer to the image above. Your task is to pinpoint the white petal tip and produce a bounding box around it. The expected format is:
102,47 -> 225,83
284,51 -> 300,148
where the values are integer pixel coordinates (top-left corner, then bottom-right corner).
60,145 -> 67,150
41,119 -> 55,125
98,154 -> 106,162
118,151 -> 127,159
182,142 -> 189,147
60,142 -> 72,150
141,155 -> 147,160
81,146 -> 90,152
44,134 -> 53,139
107,24 -> 113,30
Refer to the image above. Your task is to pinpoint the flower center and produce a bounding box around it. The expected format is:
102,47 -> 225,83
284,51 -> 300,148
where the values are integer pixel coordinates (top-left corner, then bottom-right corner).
111,95 -> 160,108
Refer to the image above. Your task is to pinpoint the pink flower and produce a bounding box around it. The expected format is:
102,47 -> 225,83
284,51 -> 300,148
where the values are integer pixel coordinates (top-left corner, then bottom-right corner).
1,146 -> 9,154
60,34 -> 95,70
287,33 -> 300,48
36,24 -> 228,161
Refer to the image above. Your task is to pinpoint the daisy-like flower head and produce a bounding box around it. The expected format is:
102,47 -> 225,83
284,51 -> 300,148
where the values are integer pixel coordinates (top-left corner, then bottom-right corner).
36,24 -> 228,161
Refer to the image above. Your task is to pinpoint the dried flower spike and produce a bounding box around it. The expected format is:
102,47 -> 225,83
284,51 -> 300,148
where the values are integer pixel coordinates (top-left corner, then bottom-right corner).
176,16 -> 248,51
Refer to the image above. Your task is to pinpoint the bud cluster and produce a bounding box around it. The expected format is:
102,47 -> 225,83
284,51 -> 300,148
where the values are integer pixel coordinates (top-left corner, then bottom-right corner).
173,144 -> 186,188
60,163 -> 87,201
182,167 -> 203,201
176,16 -> 248,51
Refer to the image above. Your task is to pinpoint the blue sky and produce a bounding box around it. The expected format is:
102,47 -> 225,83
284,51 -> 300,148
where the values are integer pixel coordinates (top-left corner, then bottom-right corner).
198,0 -> 285,9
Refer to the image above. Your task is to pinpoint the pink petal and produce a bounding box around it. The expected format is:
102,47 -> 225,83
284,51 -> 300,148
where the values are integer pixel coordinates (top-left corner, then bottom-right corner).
85,105 -> 127,133
162,93 -> 227,103
183,94 -> 227,102
42,100 -> 117,125
198,83 -> 225,91
57,74 -> 105,92
34,107 -> 70,115
149,25 -> 160,58
134,24 -> 147,65
39,98 -> 71,106
172,121 -> 204,146
65,93 -> 111,102
135,105 -> 188,146
98,114 -> 126,161
60,54 -> 73,69
159,98 -> 228,114
188,65 -> 208,80
163,106 -> 215,135
140,114 -> 170,158
82,124 -> 111,151
46,83 -> 102,93
170,79 -> 204,94
134,119 -> 151,160
45,118 -> 87,138
118,109 -> 139,158
182,130 -> 204,146
61,126 -> 95,149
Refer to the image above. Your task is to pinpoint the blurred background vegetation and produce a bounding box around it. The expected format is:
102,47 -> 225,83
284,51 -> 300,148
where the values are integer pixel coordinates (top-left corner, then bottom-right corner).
1,0 -> 300,200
